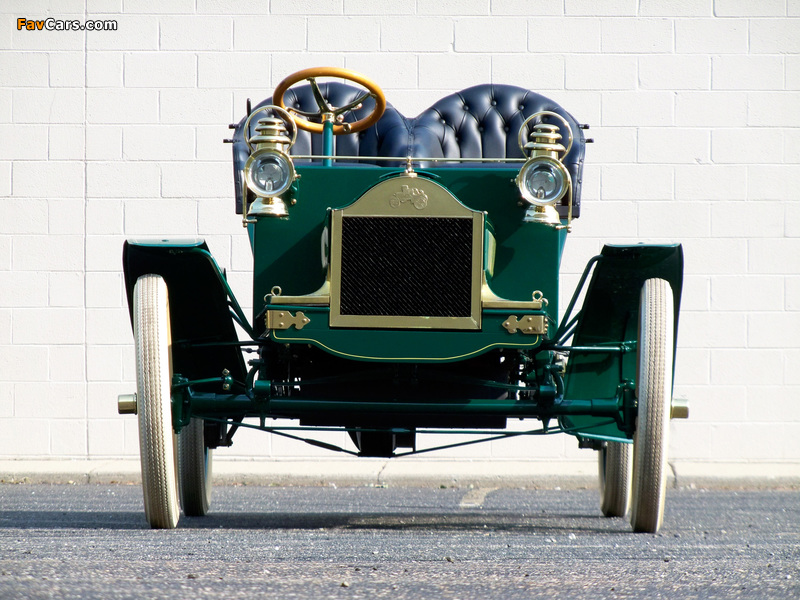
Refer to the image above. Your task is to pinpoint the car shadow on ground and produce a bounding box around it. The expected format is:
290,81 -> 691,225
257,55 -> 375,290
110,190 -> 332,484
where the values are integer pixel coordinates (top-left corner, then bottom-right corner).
0,509 -> 630,534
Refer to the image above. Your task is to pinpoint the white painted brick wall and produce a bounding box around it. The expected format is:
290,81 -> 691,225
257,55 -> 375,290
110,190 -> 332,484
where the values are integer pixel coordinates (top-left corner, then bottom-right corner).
0,1 -> 798,470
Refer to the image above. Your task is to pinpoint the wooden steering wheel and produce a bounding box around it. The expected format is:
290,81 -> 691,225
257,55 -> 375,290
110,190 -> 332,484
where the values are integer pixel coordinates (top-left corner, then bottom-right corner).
272,67 -> 386,135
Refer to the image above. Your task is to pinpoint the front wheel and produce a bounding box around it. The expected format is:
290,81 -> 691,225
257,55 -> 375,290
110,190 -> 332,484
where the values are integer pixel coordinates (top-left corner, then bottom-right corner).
630,278 -> 674,534
178,418 -> 213,516
134,274 -> 180,529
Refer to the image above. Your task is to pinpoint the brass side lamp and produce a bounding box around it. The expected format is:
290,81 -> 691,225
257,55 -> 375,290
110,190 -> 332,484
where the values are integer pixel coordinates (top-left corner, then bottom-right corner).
515,111 -> 574,227
241,106 -> 298,223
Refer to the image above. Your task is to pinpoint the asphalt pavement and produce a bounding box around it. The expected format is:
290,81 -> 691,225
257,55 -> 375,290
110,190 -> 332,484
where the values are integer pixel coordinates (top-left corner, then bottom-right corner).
1,484 -> 798,599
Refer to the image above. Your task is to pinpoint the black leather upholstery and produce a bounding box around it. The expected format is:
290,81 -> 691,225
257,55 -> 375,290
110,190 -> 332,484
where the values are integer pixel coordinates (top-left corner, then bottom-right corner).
233,82 -> 585,217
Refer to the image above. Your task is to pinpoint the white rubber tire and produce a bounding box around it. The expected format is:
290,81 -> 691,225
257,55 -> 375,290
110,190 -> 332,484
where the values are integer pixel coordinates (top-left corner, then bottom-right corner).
598,441 -> 632,518
178,418 -> 213,516
630,278 -> 674,534
134,274 -> 180,529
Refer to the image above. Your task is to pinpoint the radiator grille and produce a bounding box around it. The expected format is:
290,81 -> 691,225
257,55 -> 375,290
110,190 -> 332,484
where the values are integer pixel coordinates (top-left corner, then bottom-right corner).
339,216 -> 474,318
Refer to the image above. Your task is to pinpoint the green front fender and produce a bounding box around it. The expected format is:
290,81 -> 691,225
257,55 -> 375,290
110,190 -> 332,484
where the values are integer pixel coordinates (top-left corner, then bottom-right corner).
122,239 -> 248,391
560,244 -> 683,442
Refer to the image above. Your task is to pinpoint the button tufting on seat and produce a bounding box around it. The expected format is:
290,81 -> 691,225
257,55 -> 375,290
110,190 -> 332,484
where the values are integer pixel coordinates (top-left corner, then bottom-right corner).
491,100 -> 497,106
518,105 -> 524,110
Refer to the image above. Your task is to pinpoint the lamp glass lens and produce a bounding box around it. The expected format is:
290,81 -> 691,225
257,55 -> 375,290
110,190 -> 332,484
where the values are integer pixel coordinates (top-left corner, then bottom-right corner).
252,154 -> 290,195
524,164 -> 564,203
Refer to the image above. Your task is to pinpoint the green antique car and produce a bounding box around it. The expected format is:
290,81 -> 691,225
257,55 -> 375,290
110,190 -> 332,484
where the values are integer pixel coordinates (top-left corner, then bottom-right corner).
118,68 -> 686,531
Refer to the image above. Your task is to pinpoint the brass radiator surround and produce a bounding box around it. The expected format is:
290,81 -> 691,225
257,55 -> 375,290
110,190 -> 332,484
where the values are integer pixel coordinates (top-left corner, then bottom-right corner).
329,175 -> 484,330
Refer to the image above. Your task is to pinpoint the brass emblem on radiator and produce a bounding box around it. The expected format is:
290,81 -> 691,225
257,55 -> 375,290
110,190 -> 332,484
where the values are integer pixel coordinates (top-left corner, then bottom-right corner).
390,185 -> 428,210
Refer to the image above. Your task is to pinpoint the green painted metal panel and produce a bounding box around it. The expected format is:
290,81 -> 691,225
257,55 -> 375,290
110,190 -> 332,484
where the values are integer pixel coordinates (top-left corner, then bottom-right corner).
251,165 -> 566,362
122,240 -> 248,390
431,168 -> 567,315
560,244 -> 684,441
251,166 -> 386,305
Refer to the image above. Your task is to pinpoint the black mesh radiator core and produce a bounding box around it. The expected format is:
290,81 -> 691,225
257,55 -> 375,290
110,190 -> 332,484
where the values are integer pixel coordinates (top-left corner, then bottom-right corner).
339,216 -> 474,318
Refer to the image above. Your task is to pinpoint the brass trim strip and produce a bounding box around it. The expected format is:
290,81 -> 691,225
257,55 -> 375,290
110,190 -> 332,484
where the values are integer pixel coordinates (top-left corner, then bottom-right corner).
481,273 -> 547,310
481,287 -> 545,310
268,284 -> 548,311
269,295 -> 330,306
269,280 -> 331,306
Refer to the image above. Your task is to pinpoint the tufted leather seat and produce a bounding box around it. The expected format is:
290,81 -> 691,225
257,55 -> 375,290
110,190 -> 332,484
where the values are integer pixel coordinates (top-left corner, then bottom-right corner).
233,82 -> 585,217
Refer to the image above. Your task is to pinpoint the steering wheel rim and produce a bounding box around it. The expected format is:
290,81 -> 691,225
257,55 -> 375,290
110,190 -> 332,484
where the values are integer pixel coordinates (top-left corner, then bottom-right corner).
273,67 -> 387,135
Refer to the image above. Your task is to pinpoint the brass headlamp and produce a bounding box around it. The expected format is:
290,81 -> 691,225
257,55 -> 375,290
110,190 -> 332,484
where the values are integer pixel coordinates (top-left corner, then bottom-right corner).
242,106 -> 297,221
515,111 -> 574,226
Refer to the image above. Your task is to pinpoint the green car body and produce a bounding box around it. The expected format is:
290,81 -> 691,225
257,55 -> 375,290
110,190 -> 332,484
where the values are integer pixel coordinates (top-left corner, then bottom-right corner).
123,164 -> 682,453
120,71 -> 686,533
